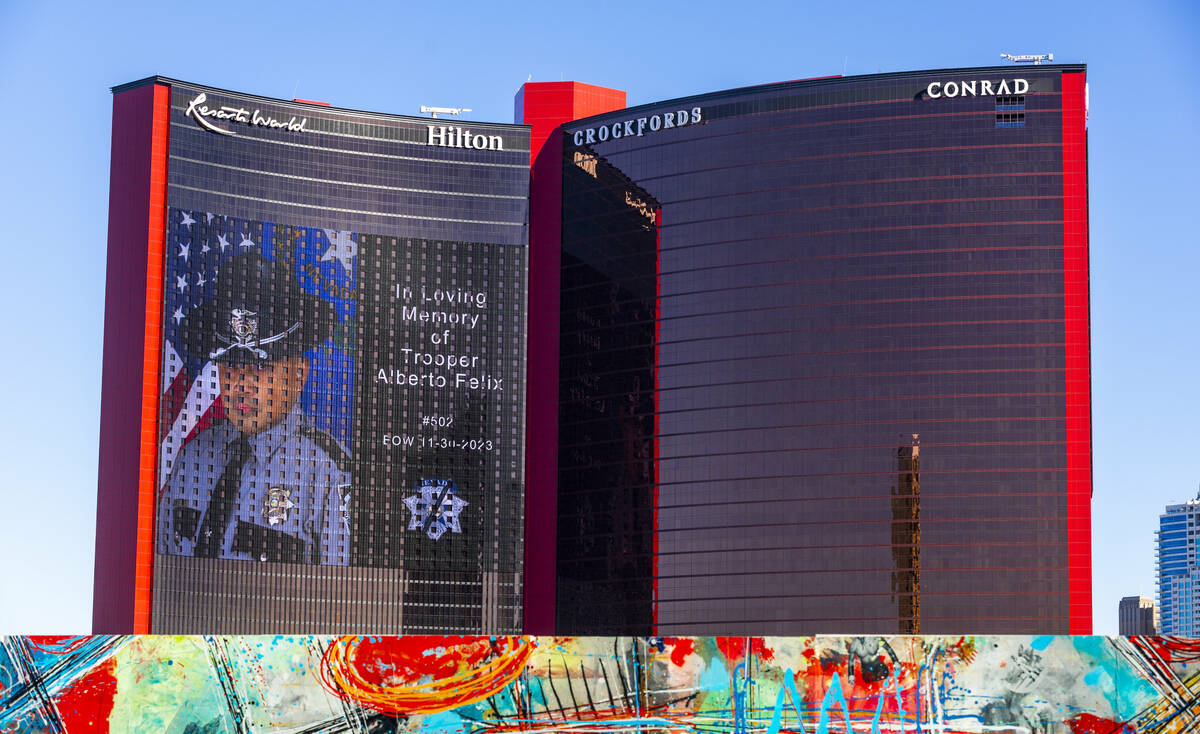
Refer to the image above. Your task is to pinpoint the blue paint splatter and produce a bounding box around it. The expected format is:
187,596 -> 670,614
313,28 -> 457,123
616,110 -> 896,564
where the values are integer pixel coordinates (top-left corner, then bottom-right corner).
1031,636 -> 1055,651
699,657 -> 728,691
1071,637 -> 1158,720
419,711 -> 471,734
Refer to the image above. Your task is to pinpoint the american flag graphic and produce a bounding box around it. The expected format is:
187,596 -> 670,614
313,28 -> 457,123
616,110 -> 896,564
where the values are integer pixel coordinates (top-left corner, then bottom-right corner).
158,208 -> 357,488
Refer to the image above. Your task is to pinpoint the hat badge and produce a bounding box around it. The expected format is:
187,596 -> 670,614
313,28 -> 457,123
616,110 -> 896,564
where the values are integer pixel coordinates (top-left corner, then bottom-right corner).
209,306 -> 303,361
230,308 -> 259,345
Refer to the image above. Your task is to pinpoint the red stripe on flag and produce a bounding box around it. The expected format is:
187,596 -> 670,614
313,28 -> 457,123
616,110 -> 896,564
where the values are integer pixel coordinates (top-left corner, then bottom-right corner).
186,399 -> 226,444
159,369 -> 190,442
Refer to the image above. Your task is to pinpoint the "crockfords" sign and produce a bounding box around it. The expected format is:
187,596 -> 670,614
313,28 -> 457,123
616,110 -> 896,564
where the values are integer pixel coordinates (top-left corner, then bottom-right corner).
185,93 -> 309,136
926,78 -> 1029,99
572,107 -> 703,146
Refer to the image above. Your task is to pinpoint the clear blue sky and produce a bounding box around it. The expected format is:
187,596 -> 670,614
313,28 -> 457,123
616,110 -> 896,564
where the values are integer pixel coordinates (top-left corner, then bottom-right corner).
0,0 -> 1196,635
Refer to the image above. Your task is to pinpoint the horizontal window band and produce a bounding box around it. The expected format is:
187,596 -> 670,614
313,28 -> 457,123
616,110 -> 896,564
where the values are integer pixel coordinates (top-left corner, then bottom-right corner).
564,196 -> 1063,233
578,102 -> 1065,162
652,539 -> 1067,557
645,565 -> 1070,581
631,142 -> 1064,184
170,155 -> 527,199
170,102 -> 530,152
656,589 -> 1069,604
168,184 -> 526,227
169,120 -> 529,167
651,616 -> 1069,626
651,245 -> 1066,278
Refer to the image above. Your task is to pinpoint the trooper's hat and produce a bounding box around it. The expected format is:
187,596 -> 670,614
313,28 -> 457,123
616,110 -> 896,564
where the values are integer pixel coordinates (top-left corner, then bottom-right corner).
179,252 -> 335,366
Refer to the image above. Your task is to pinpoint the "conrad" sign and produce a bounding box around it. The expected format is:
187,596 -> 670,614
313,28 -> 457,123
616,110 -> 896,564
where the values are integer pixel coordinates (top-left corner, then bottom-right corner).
926,78 -> 1029,99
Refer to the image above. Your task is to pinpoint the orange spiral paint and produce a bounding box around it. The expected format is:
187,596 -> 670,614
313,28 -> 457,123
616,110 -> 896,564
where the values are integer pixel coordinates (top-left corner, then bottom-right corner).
319,636 -> 537,716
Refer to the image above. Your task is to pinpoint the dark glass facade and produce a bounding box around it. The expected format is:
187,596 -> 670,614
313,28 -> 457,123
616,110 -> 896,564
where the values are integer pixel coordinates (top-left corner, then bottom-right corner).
555,67 -> 1091,635
96,78 -> 530,634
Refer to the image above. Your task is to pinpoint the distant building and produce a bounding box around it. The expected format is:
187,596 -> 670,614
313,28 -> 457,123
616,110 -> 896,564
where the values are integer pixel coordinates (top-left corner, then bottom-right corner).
1157,494 -> 1200,635
1118,595 -> 1157,635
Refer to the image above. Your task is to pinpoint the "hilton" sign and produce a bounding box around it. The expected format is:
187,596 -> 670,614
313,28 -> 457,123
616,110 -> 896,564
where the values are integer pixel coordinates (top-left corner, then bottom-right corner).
427,126 -> 504,151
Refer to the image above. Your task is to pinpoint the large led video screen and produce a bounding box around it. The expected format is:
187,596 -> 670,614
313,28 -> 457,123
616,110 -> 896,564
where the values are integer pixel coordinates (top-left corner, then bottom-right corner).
156,208 -> 524,572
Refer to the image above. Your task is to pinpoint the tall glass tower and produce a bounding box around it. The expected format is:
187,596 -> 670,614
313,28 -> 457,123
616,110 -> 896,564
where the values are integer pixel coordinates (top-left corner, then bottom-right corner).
1157,493 -> 1200,635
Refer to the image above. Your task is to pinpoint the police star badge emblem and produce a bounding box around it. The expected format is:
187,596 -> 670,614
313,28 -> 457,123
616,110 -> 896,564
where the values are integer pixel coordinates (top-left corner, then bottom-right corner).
403,478 -> 468,541
263,486 -> 296,525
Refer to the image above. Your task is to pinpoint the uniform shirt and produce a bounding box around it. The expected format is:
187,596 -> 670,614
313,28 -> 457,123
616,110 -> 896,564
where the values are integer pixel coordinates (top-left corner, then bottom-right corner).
158,404 -> 350,565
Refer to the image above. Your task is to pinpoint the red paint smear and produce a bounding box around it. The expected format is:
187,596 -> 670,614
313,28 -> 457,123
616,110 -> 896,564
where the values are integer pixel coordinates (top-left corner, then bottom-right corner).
797,649 -> 922,715
1066,713 -> 1133,734
1149,636 -> 1200,664
714,637 -> 775,663
56,657 -> 117,731
345,636 -> 497,687
27,636 -> 90,655
663,638 -> 696,667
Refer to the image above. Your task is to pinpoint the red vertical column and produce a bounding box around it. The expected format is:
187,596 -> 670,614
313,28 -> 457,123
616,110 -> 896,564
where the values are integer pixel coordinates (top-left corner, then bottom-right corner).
93,80 -> 169,634
1061,71 -> 1092,634
135,84 -> 170,633
518,82 -> 625,634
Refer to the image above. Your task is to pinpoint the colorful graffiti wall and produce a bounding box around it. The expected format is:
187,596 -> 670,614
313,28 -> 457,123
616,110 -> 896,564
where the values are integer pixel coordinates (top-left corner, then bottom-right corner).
2,636 -> 1197,732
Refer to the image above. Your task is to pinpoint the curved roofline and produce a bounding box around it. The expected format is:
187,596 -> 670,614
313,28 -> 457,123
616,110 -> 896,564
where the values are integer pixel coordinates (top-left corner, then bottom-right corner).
110,75 -> 530,130
563,63 -> 1087,128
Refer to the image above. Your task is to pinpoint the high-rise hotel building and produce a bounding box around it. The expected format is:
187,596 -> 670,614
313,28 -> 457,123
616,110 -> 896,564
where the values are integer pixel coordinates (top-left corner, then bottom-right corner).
94,78 -> 530,633
97,65 -> 1090,636
520,64 -> 1091,635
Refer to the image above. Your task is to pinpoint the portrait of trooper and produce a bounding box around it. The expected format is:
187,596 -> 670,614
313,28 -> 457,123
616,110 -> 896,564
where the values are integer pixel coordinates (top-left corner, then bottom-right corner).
158,251 -> 351,565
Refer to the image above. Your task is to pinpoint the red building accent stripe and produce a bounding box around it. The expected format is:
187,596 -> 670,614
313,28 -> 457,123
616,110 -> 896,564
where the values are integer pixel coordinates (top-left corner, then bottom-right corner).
518,81 -> 626,634
1061,71 -> 1092,634
133,83 -> 171,633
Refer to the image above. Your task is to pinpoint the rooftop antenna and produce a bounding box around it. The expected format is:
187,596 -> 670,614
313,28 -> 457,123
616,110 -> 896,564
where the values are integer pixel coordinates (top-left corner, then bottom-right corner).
1000,52 -> 1054,65
420,106 -> 472,119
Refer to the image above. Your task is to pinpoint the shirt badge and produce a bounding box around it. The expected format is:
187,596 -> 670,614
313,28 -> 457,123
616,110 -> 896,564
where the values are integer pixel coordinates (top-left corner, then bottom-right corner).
263,486 -> 295,525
